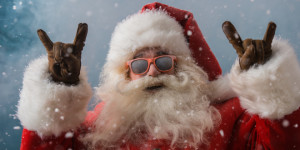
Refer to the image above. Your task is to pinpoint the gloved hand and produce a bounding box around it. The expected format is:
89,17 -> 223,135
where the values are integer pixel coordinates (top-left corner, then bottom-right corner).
37,23 -> 88,85
222,21 -> 276,70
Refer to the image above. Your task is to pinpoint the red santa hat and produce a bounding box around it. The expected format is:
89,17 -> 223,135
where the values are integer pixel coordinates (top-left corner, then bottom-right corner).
105,2 -> 221,81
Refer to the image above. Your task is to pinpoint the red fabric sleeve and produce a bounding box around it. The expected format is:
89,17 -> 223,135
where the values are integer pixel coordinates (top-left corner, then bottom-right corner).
20,102 -> 105,150
229,104 -> 300,150
20,128 -> 75,150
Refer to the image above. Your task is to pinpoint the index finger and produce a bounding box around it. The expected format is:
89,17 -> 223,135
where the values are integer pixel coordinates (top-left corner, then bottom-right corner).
73,23 -> 88,51
263,22 -> 276,50
37,29 -> 53,52
222,21 -> 244,57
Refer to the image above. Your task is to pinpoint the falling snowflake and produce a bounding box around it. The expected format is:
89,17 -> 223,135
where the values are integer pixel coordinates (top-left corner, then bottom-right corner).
13,126 -> 21,130
187,30 -> 192,36
294,124 -> 298,128
282,119 -> 290,127
185,14 -> 189,19
154,126 -> 160,133
55,108 -> 59,112
86,11 -> 93,17
114,3 -> 119,8
13,5 -> 16,10
67,47 -> 73,53
219,129 -> 224,137
234,32 -> 239,39
65,132 -> 74,138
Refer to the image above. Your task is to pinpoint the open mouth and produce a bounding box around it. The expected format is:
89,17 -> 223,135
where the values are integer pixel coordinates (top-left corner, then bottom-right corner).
145,84 -> 164,91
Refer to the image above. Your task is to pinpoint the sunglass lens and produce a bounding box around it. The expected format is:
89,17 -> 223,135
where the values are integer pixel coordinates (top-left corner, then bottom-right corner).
155,56 -> 173,71
131,59 -> 148,74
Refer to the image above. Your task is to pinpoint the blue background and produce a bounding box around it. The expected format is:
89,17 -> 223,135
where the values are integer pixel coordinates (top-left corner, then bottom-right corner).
0,0 -> 299,149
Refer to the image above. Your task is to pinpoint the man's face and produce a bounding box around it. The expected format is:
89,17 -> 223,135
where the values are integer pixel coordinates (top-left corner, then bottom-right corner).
129,48 -> 176,80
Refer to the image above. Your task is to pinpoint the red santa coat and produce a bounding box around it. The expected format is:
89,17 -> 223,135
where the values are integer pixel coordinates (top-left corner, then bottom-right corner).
20,98 -> 300,150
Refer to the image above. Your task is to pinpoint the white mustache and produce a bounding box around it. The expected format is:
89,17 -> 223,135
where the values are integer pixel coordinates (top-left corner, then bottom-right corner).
116,72 -> 189,95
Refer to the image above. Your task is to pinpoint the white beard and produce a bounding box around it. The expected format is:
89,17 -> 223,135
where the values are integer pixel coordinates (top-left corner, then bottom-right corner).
83,62 -> 221,149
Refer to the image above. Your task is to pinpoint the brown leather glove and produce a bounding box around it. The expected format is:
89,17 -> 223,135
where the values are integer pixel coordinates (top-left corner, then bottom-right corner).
222,21 -> 276,70
37,23 -> 88,85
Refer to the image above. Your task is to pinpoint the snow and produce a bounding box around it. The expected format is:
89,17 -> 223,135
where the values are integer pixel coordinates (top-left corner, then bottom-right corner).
199,47 -> 203,51
54,108 -> 59,112
282,119 -> 290,127
185,14 -> 189,19
60,116 -> 64,120
65,132 -> 74,138
187,30 -> 192,36
67,47 -> 73,53
114,3 -> 119,8
86,11 -> 93,17
12,5 -> 16,10
234,32 -> 239,39
294,124 -> 298,128
13,126 -> 21,130
219,129 -> 224,137
64,53 -> 70,57
154,126 -> 160,133
266,9 -> 271,15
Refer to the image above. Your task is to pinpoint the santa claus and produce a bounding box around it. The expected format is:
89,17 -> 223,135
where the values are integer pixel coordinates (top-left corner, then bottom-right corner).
17,2 -> 300,150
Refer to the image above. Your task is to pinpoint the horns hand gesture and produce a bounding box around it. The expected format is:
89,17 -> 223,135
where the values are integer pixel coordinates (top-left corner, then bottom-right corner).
37,23 -> 88,85
222,21 -> 276,70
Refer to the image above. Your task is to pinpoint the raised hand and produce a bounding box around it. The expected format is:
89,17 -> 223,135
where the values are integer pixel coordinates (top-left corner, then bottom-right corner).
222,21 -> 276,70
37,23 -> 88,85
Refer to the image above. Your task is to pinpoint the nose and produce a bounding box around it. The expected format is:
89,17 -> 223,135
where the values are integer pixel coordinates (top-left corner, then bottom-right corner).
147,64 -> 160,77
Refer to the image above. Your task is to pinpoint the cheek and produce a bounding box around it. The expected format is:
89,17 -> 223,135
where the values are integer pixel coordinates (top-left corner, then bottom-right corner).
130,71 -> 143,80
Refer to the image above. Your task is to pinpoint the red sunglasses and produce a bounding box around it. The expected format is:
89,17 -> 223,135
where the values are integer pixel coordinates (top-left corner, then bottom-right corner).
126,55 -> 177,75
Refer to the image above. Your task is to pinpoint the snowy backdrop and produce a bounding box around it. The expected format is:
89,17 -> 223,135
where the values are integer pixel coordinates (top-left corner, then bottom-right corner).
0,0 -> 299,149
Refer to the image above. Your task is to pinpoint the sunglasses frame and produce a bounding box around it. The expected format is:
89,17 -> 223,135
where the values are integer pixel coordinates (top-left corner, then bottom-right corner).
126,55 -> 177,75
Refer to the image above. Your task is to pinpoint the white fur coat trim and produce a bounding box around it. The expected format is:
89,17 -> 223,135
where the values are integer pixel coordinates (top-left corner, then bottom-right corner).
229,38 -> 300,119
17,56 -> 92,137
